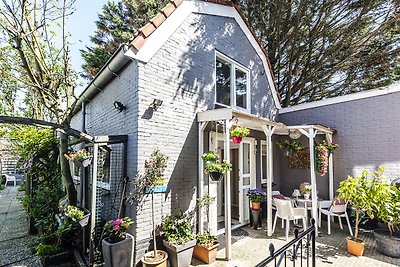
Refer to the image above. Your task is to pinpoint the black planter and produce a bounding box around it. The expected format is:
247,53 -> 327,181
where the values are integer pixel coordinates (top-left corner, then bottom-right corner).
209,172 -> 223,181
251,209 -> 262,230
373,229 -> 400,258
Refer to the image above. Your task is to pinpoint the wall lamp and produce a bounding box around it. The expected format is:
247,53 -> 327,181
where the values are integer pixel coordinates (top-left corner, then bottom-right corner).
289,129 -> 301,139
151,99 -> 163,111
114,101 -> 126,112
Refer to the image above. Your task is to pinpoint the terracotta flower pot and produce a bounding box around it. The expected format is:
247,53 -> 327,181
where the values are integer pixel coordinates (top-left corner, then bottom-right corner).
347,237 -> 365,256
193,243 -> 219,264
251,202 -> 261,210
141,250 -> 168,267
231,136 -> 243,144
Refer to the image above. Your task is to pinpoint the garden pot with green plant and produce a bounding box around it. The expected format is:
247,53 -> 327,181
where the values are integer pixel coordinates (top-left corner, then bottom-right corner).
247,189 -> 267,229
230,126 -> 250,144
101,217 -> 133,267
303,185 -> 312,200
368,166 -> 400,258
277,140 -> 303,156
202,151 -> 232,182
65,149 -> 92,167
163,211 -> 196,267
337,171 -> 373,256
194,194 -> 219,263
140,149 -> 169,267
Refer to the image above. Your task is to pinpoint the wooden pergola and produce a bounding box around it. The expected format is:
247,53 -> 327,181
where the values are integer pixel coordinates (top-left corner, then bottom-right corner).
197,108 -> 335,260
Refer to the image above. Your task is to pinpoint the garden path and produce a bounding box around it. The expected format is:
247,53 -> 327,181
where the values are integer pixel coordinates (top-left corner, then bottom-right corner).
0,186 -> 42,267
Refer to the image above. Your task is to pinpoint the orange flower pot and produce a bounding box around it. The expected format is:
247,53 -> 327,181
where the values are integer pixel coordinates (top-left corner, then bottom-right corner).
193,243 -> 219,264
251,202 -> 261,210
347,237 -> 365,256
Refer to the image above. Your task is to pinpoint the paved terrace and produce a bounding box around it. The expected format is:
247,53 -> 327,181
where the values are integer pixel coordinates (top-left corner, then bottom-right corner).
192,220 -> 400,267
0,186 -> 42,267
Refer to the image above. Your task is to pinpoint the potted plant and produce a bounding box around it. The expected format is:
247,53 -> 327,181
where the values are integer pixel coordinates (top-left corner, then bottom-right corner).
230,126 -> 250,144
315,144 -> 329,176
303,185 -> 311,200
141,149 -> 169,267
194,194 -> 219,263
101,217 -> 133,267
163,211 -> 196,267
337,171 -> 372,256
202,151 -> 232,181
276,140 -> 303,156
368,166 -> 400,258
193,231 -> 219,264
320,140 -> 339,155
247,189 -> 267,210
65,149 -> 91,167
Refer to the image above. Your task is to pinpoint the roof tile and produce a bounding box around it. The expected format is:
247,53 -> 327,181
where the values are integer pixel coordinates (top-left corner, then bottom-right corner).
150,13 -> 167,28
139,23 -> 156,38
161,3 -> 176,17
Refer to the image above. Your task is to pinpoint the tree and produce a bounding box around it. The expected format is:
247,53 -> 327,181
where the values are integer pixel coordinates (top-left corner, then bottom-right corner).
81,0 -> 169,79
0,0 -> 79,205
240,0 -> 399,106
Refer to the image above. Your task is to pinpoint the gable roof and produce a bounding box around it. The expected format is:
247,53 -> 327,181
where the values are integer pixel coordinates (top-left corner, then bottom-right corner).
126,0 -> 282,108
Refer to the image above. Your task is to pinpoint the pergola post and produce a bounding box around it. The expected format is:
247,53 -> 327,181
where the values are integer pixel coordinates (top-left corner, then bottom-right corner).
198,122 -> 208,234
224,119 -> 232,261
261,124 -> 275,236
326,133 -> 334,200
299,128 -> 318,233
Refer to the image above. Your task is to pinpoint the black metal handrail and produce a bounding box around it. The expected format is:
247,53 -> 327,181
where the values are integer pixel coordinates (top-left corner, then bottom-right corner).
255,219 -> 316,267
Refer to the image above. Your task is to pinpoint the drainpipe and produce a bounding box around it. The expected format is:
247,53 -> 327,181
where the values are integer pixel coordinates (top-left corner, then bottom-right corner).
81,101 -> 86,134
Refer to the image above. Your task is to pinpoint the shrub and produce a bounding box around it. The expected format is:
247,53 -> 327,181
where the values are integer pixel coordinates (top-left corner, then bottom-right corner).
163,211 -> 193,245
35,243 -> 60,257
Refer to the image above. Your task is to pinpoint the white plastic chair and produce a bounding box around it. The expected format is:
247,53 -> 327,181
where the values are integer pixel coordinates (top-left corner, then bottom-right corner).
318,199 -> 353,236
273,198 -> 307,240
4,174 -> 16,186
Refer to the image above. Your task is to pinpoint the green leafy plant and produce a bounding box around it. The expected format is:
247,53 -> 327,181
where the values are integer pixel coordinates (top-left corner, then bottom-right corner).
277,140 -> 304,156
303,185 -> 312,194
0,184 -> 5,191
18,182 -> 25,191
337,171 -> 373,241
64,205 -> 84,222
103,217 -> 133,241
230,126 -> 250,138
163,211 -> 194,245
247,189 -> 267,203
67,149 -> 89,161
202,151 -> 232,174
196,230 -> 218,249
35,243 -> 60,257
320,140 -> 339,153
144,149 -> 168,188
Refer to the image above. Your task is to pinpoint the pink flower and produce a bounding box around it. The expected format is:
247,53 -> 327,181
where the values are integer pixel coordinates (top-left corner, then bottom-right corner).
113,225 -> 120,231
116,219 -> 123,225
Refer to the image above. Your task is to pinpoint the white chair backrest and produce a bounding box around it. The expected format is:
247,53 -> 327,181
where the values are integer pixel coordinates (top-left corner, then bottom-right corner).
274,199 -> 294,219
272,191 -> 281,196
330,200 -> 348,214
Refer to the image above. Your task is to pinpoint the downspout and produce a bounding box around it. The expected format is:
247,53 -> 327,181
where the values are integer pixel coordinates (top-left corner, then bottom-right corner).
81,101 -> 86,133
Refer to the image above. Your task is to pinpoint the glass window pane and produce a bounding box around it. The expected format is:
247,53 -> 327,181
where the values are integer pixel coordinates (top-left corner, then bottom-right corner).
243,177 -> 250,186
216,59 -> 231,105
243,143 -> 250,174
235,68 -> 247,109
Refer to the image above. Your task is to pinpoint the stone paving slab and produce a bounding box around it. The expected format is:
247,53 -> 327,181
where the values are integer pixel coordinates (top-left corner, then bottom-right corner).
191,220 -> 400,267
0,186 -> 42,267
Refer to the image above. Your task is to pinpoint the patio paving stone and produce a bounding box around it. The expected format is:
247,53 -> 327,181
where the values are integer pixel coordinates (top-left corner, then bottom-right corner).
191,219 -> 400,267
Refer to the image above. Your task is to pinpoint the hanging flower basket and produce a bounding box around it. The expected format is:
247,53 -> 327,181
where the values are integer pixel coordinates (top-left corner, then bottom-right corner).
209,172 -> 224,181
315,145 -> 329,176
73,157 -> 92,168
277,140 -> 303,157
78,213 -> 91,227
230,126 -> 250,144
231,136 -> 243,144
66,149 -> 92,168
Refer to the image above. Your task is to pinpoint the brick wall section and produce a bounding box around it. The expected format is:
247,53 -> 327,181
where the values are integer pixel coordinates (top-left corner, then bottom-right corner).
134,13 -> 277,261
279,91 -> 400,198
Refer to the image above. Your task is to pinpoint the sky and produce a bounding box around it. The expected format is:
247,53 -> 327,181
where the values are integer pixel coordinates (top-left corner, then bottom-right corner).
67,0 -> 109,90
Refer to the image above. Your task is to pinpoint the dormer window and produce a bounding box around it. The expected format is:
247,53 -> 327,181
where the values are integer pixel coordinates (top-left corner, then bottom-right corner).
215,52 -> 250,111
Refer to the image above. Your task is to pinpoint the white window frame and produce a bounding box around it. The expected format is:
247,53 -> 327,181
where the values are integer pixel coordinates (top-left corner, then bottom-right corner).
260,140 -> 271,184
215,51 -> 251,112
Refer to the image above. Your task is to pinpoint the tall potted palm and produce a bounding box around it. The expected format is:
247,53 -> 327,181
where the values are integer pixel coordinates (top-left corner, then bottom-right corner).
141,149 -> 169,267
337,170 -> 372,256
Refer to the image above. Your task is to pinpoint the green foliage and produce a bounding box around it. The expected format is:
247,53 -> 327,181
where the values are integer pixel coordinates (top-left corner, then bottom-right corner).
64,205 -> 84,222
144,149 -> 168,188
230,126 -> 250,138
67,149 -> 90,161
35,243 -> 60,257
81,0 -> 169,79
196,231 -> 218,249
247,189 -> 267,203
240,0 -> 399,106
163,211 -> 194,245
320,141 -> 339,154
277,140 -> 303,153
315,145 -> 329,176
18,182 -> 25,191
202,151 -> 232,173
0,184 -> 5,191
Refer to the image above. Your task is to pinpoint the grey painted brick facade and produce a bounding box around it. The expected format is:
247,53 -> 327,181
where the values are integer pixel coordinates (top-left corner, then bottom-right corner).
279,91 -> 400,198
71,12 -> 278,264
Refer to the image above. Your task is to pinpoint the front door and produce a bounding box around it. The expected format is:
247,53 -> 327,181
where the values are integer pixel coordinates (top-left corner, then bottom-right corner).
238,139 -> 255,223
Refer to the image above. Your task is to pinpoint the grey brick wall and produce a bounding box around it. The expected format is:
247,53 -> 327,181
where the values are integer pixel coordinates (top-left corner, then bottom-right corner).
279,91 -> 400,199
134,13 -> 277,261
